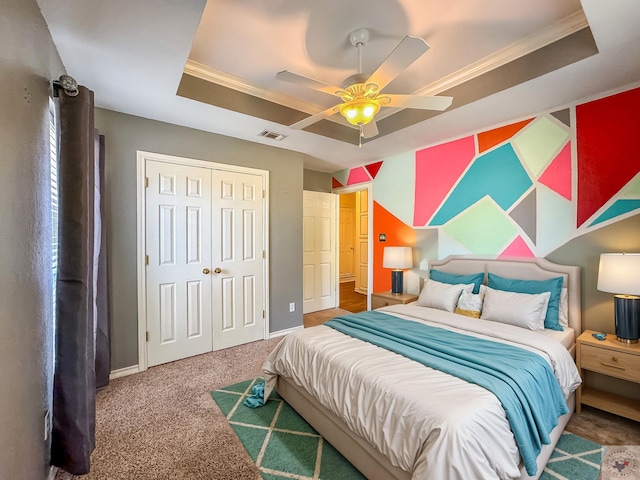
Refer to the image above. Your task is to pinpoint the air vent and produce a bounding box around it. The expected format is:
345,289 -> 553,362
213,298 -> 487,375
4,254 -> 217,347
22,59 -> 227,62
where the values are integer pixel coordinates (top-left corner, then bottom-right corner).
258,130 -> 286,141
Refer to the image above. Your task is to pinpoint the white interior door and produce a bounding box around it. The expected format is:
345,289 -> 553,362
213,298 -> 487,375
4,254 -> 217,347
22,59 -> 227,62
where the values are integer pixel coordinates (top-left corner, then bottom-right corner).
211,169 -> 265,350
303,191 -> 337,314
145,160 -> 213,366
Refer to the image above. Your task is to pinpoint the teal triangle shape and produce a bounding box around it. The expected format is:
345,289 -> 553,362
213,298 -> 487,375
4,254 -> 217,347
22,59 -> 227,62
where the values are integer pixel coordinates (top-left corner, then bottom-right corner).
430,143 -> 532,226
589,199 -> 640,226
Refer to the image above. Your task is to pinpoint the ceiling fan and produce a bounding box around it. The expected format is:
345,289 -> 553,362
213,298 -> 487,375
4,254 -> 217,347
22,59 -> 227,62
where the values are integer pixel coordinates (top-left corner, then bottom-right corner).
276,28 -> 453,145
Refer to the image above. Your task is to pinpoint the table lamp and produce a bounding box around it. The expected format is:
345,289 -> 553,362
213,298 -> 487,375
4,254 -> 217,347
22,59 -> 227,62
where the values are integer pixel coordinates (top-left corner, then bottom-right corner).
597,253 -> 640,343
383,247 -> 413,295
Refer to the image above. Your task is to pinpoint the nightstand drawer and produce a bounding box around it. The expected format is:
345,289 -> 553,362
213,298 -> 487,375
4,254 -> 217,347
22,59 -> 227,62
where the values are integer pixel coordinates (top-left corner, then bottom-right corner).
580,344 -> 640,382
371,296 -> 393,309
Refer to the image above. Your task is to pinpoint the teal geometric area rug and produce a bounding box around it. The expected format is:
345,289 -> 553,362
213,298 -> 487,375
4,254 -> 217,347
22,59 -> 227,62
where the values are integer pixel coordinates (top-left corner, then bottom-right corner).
541,432 -> 602,480
212,378 -> 604,480
211,378 -> 365,480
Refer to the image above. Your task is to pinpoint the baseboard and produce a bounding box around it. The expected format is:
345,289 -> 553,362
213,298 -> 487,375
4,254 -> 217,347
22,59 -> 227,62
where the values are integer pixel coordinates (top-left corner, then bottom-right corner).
109,365 -> 140,379
269,325 -> 303,338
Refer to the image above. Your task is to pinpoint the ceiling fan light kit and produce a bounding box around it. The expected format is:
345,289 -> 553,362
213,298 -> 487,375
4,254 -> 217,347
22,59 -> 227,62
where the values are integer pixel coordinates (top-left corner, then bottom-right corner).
277,27 -> 453,144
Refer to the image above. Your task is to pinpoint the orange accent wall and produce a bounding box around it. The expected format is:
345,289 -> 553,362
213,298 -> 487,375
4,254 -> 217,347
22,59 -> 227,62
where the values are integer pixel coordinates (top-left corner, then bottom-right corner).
477,118 -> 534,153
373,201 -> 417,292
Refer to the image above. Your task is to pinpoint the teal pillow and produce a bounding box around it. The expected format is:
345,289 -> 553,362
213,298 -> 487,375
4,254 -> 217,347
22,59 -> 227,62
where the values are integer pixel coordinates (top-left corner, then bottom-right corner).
429,269 -> 484,294
487,273 -> 564,331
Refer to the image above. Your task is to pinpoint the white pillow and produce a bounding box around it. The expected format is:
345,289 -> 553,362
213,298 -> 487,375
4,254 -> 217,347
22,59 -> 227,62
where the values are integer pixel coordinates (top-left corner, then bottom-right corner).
416,279 -> 474,312
559,288 -> 568,328
480,285 -> 551,331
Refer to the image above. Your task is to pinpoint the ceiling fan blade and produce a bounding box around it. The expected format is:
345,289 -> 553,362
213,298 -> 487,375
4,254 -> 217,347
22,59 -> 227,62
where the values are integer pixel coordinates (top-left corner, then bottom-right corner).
289,104 -> 341,130
276,70 -> 343,98
384,94 -> 453,111
362,120 -> 379,139
366,36 -> 430,92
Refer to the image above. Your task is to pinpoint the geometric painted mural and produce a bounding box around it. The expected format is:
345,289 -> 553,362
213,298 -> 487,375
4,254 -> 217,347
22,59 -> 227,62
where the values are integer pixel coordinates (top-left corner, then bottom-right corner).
429,142 -> 532,226
413,135 -> 476,226
576,87 -> 640,227
331,85 -> 640,285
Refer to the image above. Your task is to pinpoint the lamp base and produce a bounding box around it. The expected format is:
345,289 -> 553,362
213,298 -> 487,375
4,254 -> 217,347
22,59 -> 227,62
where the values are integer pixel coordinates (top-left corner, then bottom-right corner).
390,270 -> 403,295
614,295 -> 640,344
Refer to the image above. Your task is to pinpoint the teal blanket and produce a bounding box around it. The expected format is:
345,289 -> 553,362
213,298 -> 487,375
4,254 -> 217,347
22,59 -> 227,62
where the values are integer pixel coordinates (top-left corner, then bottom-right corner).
325,311 -> 568,476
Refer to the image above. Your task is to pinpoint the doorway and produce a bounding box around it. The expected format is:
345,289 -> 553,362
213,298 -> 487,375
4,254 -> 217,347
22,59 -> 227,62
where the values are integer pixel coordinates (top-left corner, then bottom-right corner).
137,151 -> 269,369
338,187 -> 371,313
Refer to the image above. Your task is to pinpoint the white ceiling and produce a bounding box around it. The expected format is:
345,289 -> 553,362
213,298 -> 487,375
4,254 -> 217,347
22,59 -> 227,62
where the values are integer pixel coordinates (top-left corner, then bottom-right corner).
38,0 -> 640,172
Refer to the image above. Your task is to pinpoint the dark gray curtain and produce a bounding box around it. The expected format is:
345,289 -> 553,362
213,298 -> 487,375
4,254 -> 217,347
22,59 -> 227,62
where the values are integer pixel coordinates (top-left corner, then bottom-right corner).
51,85 -> 110,475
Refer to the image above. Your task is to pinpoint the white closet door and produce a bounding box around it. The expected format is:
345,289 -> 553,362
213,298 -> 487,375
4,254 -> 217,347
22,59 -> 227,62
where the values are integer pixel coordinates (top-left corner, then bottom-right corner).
145,160 -> 213,367
211,169 -> 265,350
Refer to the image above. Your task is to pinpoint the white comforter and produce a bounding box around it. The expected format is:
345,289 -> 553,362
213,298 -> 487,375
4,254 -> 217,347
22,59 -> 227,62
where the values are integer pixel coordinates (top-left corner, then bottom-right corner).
263,304 -> 582,480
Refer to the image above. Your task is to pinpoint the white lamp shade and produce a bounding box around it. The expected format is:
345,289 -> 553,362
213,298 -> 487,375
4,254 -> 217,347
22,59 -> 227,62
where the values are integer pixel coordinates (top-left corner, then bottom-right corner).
597,253 -> 640,295
383,246 -> 413,269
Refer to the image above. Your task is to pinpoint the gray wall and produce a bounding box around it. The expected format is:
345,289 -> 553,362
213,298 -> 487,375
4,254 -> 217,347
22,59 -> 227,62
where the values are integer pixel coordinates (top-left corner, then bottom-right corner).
95,109 -> 310,369
0,1 -> 65,478
303,169 -> 332,192
547,214 -> 640,334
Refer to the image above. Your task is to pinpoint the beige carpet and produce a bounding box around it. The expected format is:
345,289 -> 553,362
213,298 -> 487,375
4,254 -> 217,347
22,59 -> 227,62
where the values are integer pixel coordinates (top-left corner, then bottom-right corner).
56,337 -> 283,479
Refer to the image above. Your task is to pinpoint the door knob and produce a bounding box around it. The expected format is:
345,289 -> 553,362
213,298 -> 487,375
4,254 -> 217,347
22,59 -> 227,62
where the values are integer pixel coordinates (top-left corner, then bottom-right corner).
203,268 -> 210,274
214,267 -> 222,274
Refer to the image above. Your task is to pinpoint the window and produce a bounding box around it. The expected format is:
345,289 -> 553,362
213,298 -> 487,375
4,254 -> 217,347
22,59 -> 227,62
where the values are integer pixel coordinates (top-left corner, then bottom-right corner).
49,101 -> 58,354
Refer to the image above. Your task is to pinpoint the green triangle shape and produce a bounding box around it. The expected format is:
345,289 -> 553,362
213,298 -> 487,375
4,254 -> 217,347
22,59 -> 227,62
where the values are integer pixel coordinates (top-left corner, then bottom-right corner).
319,439 -> 365,479
230,398 -> 281,427
210,390 -> 242,417
555,433 -> 602,454
274,402 -> 317,434
545,458 -> 600,480
582,451 -> 603,464
260,430 -> 319,477
231,424 -> 268,462
624,174 -> 640,197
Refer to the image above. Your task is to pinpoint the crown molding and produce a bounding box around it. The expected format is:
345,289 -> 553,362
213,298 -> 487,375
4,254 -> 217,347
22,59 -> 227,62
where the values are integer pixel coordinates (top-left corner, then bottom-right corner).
184,60 -> 325,115
413,10 -> 589,96
183,11 -> 589,125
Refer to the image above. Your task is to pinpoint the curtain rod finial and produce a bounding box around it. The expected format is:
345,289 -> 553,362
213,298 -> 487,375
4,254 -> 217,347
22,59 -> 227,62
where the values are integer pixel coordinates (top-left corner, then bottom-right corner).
52,75 -> 79,97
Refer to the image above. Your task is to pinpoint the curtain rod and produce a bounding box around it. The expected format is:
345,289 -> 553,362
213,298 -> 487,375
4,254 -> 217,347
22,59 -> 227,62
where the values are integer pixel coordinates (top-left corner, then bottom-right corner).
52,75 -> 79,97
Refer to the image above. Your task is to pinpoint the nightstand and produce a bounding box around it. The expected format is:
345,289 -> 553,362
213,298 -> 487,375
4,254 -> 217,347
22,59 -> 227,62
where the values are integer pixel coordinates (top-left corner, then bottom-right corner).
371,291 -> 418,310
576,329 -> 640,421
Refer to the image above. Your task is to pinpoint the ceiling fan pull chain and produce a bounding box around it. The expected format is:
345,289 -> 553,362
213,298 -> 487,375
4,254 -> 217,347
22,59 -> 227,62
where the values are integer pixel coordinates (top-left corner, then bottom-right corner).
359,124 -> 364,148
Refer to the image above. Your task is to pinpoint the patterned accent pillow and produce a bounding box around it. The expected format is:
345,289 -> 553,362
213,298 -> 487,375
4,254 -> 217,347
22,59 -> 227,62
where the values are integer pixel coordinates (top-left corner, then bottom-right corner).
454,289 -> 485,318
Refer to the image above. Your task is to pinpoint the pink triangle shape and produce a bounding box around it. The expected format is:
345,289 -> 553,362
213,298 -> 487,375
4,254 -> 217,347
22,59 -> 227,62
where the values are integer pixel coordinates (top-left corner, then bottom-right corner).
499,236 -> 534,258
365,161 -> 383,179
347,167 -> 371,185
538,142 -> 572,200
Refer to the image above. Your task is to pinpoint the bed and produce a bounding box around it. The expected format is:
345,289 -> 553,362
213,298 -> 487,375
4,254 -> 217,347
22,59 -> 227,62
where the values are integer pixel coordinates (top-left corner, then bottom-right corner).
263,256 -> 582,480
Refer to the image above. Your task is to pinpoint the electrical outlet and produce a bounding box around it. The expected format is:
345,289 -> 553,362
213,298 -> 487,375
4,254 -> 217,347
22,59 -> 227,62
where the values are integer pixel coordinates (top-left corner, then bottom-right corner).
289,302 -> 295,312
44,409 -> 51,441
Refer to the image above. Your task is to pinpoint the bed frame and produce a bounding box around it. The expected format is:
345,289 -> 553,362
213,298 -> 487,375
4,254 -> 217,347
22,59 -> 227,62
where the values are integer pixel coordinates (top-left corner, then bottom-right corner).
276,256 -> 582,480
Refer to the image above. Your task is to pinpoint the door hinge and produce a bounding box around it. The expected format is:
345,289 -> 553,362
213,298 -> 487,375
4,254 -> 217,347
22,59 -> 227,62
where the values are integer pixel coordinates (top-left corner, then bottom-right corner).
145,177 -> 149,188
146,331 -> 149,342
262,250 -> 266,259
145,255 -> 149,265
262,310 -> 265,319
262,190 -> 265,198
